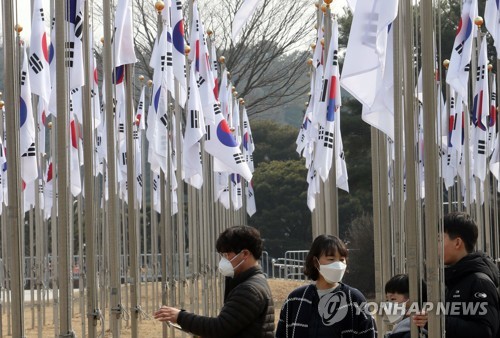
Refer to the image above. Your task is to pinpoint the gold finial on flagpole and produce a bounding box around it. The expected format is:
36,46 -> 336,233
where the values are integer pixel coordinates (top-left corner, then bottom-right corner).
307,58 -> 313,66
15,24 -> 23,34
219,56 -> 226,64
155,1 -> 165,12
138,75 -> 145,82
232,86 -> 236,93
100,37 -> 105,44
487,64 -> 493,72
147,80 -> 153,87
320,38 -> 325,47
0,101 -> 4,110
474,16 -> 484,27
324,0 -> 333,8
442,59 -> 450,70
310,43 -> 316,51
184,45 -> 191,56
47,122 -> 53,130
320,3 -> 327,13
207,29 -> 213,36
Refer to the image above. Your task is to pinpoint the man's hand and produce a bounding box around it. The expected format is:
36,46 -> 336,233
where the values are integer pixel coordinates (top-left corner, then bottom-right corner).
154,306 -> 181,324
412,311 -> 428,328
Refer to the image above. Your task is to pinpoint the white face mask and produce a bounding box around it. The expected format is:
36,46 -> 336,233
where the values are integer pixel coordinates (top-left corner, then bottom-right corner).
381,301 -> 407,324
218,252 -> 245,277
318,260 -> 347,284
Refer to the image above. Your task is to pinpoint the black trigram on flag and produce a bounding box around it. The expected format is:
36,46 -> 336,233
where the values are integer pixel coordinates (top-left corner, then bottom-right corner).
492,92 -> 497,102
119,123 -> 125,133
323,131 -> 334,149
133,130 -> 139,139
476,64 -> 485,82
74,12 -> 84,40
137,174 -> 143,187
21,71 -> 27,86
39,8 -> 46,22
362,13 -> 379,48
317,126 -> 325,141
160,55 -> 166,71
96,136 -> 102,147
39,182 -> 44,194
190,110 -> 199,128
464,62 -> 471,72
320,79 -> 329,103
332,49 -> 338,66
167,52 -> 173,66
447,154 -> 452,166
243,121 -> 248,129
121,152 -> 127,165
29,53 -> 44,74
183,65 -> 187,77
153,177 -> 159,191
455,41 -> 466,55
213,59 -> 218,72
205,125 -> 211,140
478,139 -> 486,155
214,104 -> 222,115
65,42 -> 75,67
233,153 -> 244,164
160,113 -> 168,128
195,20 -> 199,32
91,89 -> 97,98
175,0 -> 182,10
197,75 -> 206,88
69,99 -> 74,113
237,188 -> 242,196
450,96 -> 455,109
22,143 -> 36,157
138,101 -> 144,111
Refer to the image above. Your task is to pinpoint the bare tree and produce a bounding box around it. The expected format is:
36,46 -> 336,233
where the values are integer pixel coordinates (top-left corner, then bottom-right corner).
94,0 -> 314,116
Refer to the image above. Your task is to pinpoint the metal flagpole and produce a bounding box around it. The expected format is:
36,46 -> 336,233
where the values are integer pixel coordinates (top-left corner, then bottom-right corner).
125,62 -> 140,338
103,0 -> 123,334
370,127 -> 384,333
401,0 -> 421,336
2,0 -> 25,335
54,0 -> 74,334
393,9 -> 404,275
421,0 -> 444,336
82,0 -> 99,333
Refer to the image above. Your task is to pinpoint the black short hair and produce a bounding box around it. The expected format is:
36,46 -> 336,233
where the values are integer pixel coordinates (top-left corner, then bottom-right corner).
215,225 -> 263,260
385,274 -> 428,303
303,235 -> 348,281
443,212 -> 478,253
385,274 -> 409,297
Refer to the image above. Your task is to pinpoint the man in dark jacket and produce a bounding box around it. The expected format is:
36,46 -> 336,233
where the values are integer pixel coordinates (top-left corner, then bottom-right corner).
413,212 -> 500,337
154,225 -> 275,338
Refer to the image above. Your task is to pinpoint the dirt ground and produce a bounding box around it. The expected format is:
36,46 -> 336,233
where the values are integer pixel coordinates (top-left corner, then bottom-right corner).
2,278 -> 307,337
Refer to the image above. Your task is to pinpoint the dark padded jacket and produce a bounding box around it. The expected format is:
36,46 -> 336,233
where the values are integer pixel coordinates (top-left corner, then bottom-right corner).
177,266 -> 275,338
444,252 -> 500,338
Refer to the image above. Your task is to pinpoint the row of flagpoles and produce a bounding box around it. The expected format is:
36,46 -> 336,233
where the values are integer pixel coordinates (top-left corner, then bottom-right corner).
0,0 -> 264,337
296,0 -> 499,336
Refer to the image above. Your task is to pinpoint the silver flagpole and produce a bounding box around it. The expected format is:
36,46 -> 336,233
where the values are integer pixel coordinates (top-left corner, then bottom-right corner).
55,0 -> 73,334
401,0 -> 421,336
82,0 -> 99,334
421,0 -> 444,335
2,0 -> 25,335
393,8 -> 404,275
370,128 -> 385,333
125,62 -> 140,338
102,0 -> 122,335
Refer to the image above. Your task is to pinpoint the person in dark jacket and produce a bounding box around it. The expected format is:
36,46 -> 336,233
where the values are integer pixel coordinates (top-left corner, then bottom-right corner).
276,235 -> 377,338
383,274 -> 427,338
154,225 -> 275,338
413,212 -> 500,337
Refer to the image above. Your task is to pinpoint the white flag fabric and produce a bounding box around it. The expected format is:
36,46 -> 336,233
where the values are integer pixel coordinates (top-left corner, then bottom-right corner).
471,38 -> 489,181
214,171 -> 230,209
245,180 -> 256,217
359,24 -> 395,140
66,0 -> 85,89
29,0 -> 51,103
242,107 -> 255,172
312,14 -> 324,69
490,132 -> 499,184
314,21 -> 341,181
114,0 -> 137,66
447,0 -> 478,98
182,67 -> 205,188
44,161 -> 54,220
205,104 -> 252,181
341,0 -> 398,109
170,0 -> 187,106
230,174 -> 243,210
232,0 -> 263,43
485,0 -> 500,56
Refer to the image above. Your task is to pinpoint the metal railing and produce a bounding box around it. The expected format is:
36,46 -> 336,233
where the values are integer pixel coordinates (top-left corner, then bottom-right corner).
261,250 -> 308,281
